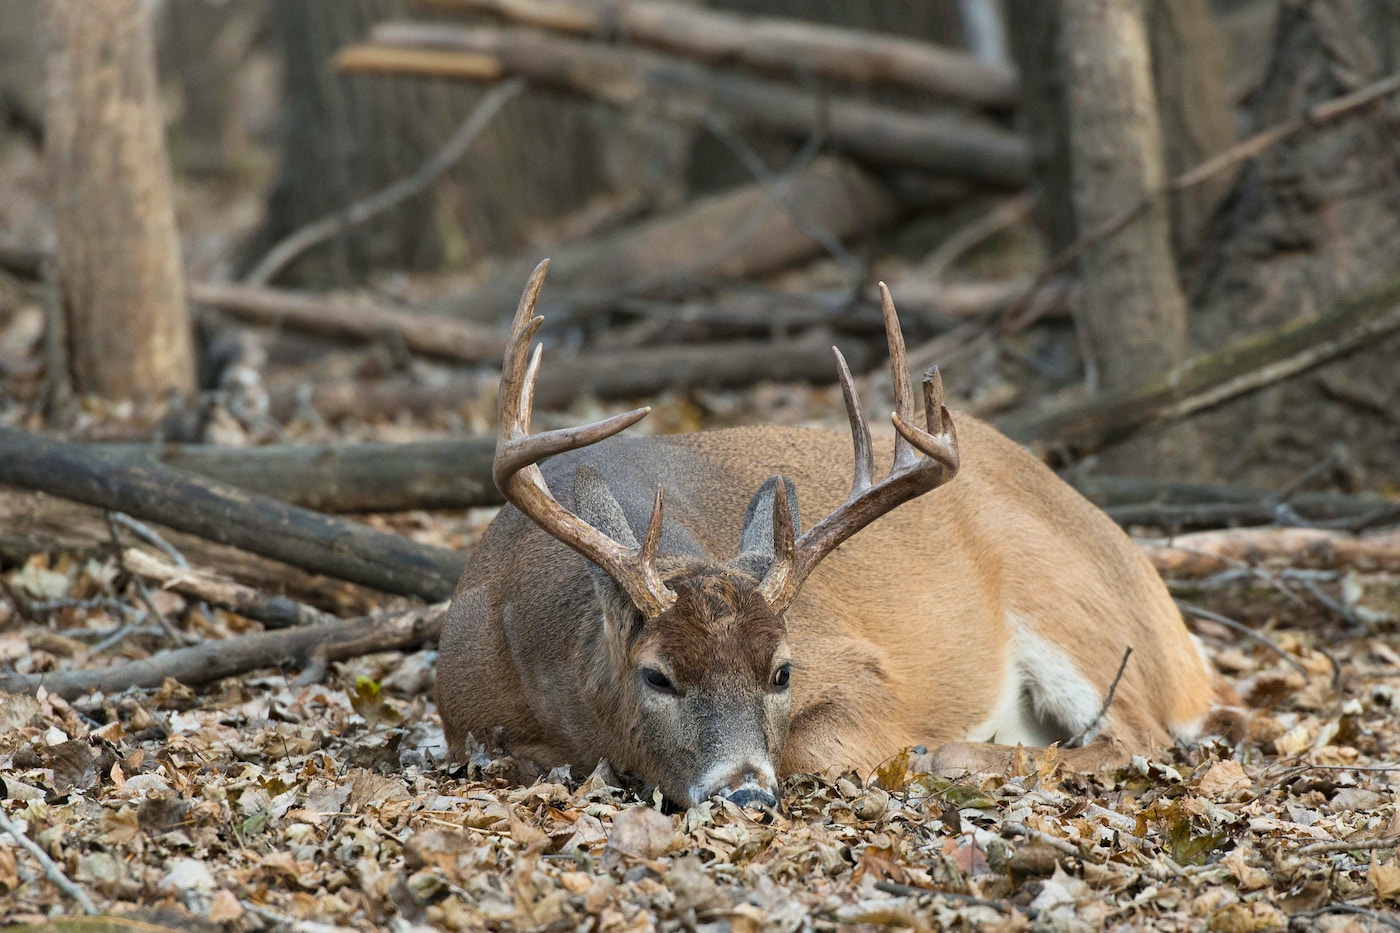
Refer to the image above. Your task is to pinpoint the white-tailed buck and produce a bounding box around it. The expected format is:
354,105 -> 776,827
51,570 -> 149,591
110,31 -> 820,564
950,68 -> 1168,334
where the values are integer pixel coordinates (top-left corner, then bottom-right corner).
438,260 -> 1233,809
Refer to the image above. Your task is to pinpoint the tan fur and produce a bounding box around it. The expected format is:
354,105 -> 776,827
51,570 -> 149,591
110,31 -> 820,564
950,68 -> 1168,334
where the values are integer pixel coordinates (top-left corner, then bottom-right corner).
437,414 -> 1230,801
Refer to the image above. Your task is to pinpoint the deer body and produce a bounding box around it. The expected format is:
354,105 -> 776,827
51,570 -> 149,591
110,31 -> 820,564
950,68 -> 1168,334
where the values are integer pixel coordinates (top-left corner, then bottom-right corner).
437,263 -> 1227,808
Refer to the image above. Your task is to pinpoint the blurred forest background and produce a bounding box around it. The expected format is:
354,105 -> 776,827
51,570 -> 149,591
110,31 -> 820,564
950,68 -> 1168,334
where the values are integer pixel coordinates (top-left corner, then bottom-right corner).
0,0 -> 1395,502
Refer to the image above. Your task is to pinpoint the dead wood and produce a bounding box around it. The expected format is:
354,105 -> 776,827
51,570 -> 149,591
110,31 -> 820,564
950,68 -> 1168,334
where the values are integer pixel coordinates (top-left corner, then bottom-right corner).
189,281 -> 505,364
436,157 -> 900,323
1138,528 -> 1400,576
1000,276 -> 1400,460
0,603 -> 448,700
0,427 -> 467,600
274,327 -> 878,424
122,548 -> 338,629
1072,475 -> 1400,531
0,233 -> 44,279
110,437 -> 500,513
0,488 -> 381,613
417,0 -> 1017,108
343,25 -> 1028,184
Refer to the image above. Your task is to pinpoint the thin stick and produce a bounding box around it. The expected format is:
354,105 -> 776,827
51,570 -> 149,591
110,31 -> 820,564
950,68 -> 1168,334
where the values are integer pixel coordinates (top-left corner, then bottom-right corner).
0,807 -> 100,915
1000,821 -> 1082,859
1175,600 -> 1308,676
1295,837 -> 1400,857
106,512 -> 188,646
110,511 -> 189,568
1067,646 -> 1133,747
873,880 -> 1035,919
1001,70 -> 1400,331
243,78 -> 525,286
1291,905 -> 1400,932
918,194 -> 1034,284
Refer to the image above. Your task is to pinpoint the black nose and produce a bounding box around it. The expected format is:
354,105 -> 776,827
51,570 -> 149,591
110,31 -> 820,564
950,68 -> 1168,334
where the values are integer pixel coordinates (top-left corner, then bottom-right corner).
725,786 -> 777,810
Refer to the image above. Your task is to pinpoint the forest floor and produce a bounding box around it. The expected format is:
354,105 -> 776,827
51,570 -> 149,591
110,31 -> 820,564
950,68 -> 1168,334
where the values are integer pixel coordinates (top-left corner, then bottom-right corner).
3,112 -> 1400,933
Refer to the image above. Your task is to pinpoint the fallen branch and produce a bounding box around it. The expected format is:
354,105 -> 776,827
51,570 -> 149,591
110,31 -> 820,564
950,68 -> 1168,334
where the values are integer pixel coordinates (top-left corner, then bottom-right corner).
1138,527 -> 1400,576
0,807 -> 100,914
419,0 -> 1017,107
0,427 -> 467,599
0,603 -> 448,700
190,281 -> 505,364
437,157 -> 901,322
1176,600 -> 1307,676
243,78 -> 525,286
344,25 -> 1028,184
0,489 -> 380,612
123,548 -> 337,629
1001,276 -> 1400,459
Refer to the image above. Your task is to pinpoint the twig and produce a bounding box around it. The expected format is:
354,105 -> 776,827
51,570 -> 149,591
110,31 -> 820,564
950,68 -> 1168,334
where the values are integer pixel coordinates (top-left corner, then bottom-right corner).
1175,600 -> 1308,676
1290,904 -> 1400,932
243,78 -> 525,286
873,880 -> 1035,919
106,512 -> 188,646
1000,821 -> 1083,859
0,807 -> 100,915
109,511 -> 189,568
1295,837 -> 1400,857
918,194 -> 1034,284
1001,70 -> 1400,330
1067,646 -> 1133,747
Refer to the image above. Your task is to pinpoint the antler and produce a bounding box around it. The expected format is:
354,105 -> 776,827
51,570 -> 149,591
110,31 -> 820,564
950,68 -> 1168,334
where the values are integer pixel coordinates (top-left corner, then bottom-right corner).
757,283 -> 960,613
493,260 -> 678,618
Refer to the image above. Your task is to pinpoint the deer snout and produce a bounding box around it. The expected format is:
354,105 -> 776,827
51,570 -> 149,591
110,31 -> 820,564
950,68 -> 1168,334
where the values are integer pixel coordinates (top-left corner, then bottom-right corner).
689,760 -> 779,810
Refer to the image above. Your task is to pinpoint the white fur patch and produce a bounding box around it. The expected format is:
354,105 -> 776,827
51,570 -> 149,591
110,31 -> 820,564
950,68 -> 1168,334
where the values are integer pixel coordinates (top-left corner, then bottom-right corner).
967,615 -> 1105,747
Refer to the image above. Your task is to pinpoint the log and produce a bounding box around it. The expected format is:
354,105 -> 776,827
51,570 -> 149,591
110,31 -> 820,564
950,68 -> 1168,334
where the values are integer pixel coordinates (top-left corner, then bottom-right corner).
118,437 -> 500,513
189,281 -> 505,364
1137,528 -> 1400,576
435,156 -> 901,322
1072,475 -> 1399,531
272,327 -> 878,423
0,603 -> 448,700
0,489 -> 380,613
344,25 -> 1029,184
1000,276 -> 1400,460
0,427 -> 467,600
417,0 -> 1018,108
122,548 -> 338,629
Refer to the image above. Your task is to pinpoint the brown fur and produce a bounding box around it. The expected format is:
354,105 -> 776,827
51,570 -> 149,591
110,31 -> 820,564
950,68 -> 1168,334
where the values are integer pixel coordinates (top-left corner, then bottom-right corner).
437,414 -> 1231,802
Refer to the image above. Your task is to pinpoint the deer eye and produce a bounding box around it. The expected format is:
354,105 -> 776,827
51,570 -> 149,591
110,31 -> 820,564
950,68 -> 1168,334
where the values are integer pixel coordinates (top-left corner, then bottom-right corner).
641,668 -> 677,694
771,663 -> 792,690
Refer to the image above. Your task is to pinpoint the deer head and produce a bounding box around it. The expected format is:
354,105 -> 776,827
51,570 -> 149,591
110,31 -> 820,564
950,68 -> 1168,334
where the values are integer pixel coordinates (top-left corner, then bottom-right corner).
491,260 -> 959,808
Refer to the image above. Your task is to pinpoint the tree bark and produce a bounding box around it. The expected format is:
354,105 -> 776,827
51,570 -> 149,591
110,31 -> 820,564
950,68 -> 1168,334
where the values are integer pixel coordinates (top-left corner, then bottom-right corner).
0,427 -> 467,600
1147,0 -> 1237,257
352,24 -> 1029,184
1060,0 -> 1191,394
419,0 -> 1016,107
0,489 -> 380,613
46,0 -> 196,402
439,157 -> 902,323
0,603 -> 448,701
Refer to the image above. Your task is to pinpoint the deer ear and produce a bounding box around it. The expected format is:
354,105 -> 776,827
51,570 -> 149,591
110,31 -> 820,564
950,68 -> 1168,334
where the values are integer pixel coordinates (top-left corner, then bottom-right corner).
573,465 -> 645,631
736,475 -> 800,568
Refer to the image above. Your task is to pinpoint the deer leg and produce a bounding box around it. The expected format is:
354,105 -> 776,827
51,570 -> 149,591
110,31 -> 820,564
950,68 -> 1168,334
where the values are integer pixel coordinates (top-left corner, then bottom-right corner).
916,734 -> 1138,779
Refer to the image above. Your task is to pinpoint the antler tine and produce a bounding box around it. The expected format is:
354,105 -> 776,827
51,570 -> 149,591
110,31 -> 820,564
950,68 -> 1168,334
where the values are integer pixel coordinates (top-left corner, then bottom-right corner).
757,287 -> 961,615
492,261 -> 676,618
640,487 -> 665,568
879,282 -> 918,470
834,348 -> 874,497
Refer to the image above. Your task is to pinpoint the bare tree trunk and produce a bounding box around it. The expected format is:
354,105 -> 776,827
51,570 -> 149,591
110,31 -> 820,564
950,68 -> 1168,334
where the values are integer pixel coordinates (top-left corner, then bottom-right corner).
46,0 -> 195,403
1008,0 -> 1236,258
1147,0 -> 1237,257
1060,0 -> 1190,394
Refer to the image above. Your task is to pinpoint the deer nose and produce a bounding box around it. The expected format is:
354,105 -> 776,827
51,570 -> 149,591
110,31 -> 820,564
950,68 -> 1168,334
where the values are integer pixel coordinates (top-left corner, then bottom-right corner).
725,784 -> 777,810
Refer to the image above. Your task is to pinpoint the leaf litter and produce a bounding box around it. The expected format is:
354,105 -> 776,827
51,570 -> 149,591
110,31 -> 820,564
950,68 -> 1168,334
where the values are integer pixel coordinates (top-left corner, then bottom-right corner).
3,540 -> 1400,931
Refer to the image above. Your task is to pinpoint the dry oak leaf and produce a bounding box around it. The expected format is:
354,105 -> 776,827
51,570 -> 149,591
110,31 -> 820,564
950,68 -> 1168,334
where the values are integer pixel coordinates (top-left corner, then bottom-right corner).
1371,854 -> 1400,902
607,805 -> 678,860
1199,760 -> 1252,798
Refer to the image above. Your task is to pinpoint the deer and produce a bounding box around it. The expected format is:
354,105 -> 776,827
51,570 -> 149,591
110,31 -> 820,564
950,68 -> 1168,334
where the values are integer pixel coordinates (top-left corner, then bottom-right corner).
437,260 -> 1235,810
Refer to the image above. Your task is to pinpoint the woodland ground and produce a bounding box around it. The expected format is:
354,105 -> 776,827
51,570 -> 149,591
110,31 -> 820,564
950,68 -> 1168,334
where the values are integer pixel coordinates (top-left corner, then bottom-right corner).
3,90 -> 1400,933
